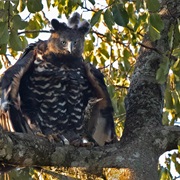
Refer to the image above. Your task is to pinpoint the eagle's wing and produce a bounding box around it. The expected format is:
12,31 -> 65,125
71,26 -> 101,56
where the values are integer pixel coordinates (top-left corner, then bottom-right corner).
0,43 -> 37,133
83,62 -> 115,146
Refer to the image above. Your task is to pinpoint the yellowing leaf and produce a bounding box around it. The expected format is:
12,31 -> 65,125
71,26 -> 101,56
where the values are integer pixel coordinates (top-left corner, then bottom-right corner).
25,18 -> 41,38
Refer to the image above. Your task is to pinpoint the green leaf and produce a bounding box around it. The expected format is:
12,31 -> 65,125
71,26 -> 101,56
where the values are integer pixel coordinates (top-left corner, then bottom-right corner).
149,13 -> 164,41
89,0 -> 95,5
9,30 -> 22,51
156,56 -> 170,84
165,90 -> 173,109
90,10 -> 102,27
146,0 -> 160,12
25,17 -> 42,38
149,24 -> 161,41
173,23 -> 180,49
104,9 -> 114,30
27,0 -> 43,13
136,0 -> 141,11
0,44 -> 7,54
149,13 -> 164,32
175,161 -> 180,174
172,48 -> 180,58
112,4 -> 129,27
162,111 -> 169,125
20,36 -> 28,49
12,15 -> 28,30
172,91 -> 180,115
0,22 -> 9,44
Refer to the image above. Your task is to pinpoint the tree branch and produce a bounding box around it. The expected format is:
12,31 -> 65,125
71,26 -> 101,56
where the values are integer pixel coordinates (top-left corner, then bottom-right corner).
155,126 -> 180,151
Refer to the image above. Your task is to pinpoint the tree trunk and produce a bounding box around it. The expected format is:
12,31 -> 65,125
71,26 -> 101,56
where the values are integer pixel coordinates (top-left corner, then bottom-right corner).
0,0 -> 180,179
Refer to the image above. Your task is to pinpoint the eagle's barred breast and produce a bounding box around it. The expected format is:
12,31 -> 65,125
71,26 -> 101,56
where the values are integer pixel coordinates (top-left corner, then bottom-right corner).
20,46 -> 93,136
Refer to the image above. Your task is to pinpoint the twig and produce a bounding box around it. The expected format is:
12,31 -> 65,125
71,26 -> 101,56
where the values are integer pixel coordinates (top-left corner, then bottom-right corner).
18,30 -> 50,35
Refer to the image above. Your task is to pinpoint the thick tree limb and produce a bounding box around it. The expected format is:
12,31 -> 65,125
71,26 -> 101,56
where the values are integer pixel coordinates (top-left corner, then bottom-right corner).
0,124 -> 179,178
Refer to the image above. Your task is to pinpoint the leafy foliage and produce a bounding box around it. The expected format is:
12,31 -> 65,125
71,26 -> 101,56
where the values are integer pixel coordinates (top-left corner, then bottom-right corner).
0,0 -> 179,179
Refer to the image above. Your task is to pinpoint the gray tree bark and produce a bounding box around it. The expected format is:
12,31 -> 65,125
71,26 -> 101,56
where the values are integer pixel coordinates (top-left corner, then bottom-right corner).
0,0 -> 180,179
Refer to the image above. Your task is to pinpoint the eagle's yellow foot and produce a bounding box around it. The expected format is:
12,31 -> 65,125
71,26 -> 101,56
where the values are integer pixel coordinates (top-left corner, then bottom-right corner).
36,132 -> 46,138
35,132 -> 59,143
47,134 -> 59,143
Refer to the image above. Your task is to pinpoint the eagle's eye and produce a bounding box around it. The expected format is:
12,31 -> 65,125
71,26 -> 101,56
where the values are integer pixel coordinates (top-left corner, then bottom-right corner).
73,41 -> 77,45
61,41 -> 66,45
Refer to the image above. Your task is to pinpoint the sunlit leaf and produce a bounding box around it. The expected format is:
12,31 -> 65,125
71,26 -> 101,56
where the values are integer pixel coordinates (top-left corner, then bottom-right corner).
17,0 -> 26,12
90,10 -> 102,27
84,40 -> 94,52
159,167 -> 172,180
101,48 -> 109,59
27,0 -> 43,13
172,48 -> 180,58
127,3 -> 136,24
172,91 -> 180,115
112,4 -> 129,27
25,17 -> 42,38
134,12 -> 148,32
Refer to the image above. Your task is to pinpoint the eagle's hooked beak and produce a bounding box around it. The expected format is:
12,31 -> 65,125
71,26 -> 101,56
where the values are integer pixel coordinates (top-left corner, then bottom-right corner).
67,41 -> 73,53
